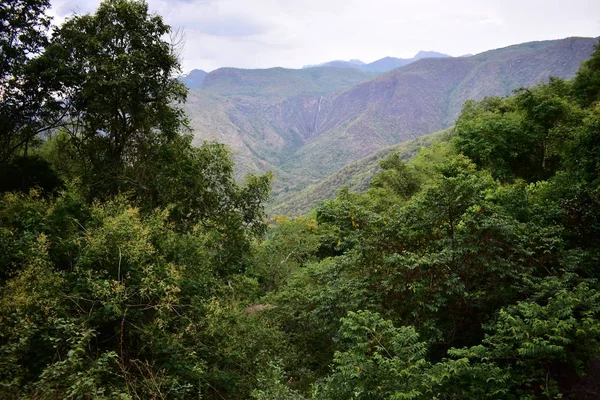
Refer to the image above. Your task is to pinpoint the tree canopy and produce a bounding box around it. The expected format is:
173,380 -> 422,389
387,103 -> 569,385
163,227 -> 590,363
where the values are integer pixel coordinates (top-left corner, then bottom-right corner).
0,0 -> 55,162
1,1 -> 600,398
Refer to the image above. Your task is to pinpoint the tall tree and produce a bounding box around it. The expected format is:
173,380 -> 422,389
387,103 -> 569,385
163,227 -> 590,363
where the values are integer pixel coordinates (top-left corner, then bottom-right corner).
573,40 -> 600,107
40,0 -> 188,198
0,0 -> 56,162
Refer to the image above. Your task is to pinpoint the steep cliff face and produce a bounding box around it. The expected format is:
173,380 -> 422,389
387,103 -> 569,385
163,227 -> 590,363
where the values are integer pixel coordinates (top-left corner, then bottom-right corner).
265,95 -> 324,143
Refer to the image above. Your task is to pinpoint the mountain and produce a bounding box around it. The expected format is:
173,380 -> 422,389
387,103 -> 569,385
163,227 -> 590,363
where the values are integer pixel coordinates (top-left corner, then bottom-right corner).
303,59 -> 366,69
183,37 -> 598,213
201,66 -> 372,99
414,51 -> 449,59
304,51 -> 451,73
277,37 -> 596,189
180,69 -> 207,89
270,129 -> 450,215
362,51 -> 450,73
181,66 -> 373,186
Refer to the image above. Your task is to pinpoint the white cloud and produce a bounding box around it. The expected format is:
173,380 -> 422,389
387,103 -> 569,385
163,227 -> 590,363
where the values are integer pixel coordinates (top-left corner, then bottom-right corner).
48,0 -> 600,72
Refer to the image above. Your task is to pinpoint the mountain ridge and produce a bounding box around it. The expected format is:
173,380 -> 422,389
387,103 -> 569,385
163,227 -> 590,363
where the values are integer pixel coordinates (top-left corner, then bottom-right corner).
301,51 -> 450,73
180,69 -> 207,89
181,36 -> 598,212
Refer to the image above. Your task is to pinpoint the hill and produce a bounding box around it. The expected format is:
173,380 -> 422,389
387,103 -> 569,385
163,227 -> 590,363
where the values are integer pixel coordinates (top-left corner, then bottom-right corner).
362,51 -> 450,73
184,37 -> 598,211
270,129 -> 450,215
201,66 -> 373,99
180,69 -> 207,89
303,51 -> 450,73
181,66 -> 374,185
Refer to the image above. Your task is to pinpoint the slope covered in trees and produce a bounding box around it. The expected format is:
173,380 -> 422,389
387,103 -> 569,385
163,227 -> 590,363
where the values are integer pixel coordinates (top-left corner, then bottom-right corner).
270,129 -> 451,215
1,1 -> 600,398
256,41 -> 600,399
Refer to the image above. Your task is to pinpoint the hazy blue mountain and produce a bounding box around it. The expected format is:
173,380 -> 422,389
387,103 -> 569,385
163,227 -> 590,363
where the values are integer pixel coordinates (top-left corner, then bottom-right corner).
413,50 -> 449,59
303,59 -> 366,69
180,69 -> 208,89
362,51 -> 450,72
304,51 -> 451,73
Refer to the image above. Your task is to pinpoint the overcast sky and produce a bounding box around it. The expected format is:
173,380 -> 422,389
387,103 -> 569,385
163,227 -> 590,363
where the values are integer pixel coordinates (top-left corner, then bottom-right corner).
49,0 -> 600,73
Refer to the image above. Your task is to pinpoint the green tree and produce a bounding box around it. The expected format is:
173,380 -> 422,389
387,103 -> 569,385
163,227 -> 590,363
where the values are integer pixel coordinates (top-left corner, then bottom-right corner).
253,216 -> 321,291
40,0 -> 187,199
454,79 -> 581,182
447,274 -> 600,399
0,0 -> 58,163
314,310 -> 429,400
572,40 -> 600,107
368,153 -> 421,211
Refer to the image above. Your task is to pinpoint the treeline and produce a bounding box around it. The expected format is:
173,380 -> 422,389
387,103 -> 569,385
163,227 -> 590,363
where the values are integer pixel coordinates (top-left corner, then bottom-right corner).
1,1 -> 600,399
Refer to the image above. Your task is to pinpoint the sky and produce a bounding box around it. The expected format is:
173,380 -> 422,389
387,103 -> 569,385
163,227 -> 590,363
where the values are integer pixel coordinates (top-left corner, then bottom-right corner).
49,0 -> 600,73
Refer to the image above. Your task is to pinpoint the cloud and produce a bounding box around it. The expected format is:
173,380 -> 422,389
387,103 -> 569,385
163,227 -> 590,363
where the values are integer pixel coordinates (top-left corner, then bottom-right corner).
48,0 -> 600,72
189,18 -> 265,37
52,0 -> 97,17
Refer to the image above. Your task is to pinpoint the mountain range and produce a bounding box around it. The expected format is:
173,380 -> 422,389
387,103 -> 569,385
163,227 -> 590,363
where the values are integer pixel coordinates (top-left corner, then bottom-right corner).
181,51 -> 450,89
302,51 -> 450,72
179,37 -> 598,214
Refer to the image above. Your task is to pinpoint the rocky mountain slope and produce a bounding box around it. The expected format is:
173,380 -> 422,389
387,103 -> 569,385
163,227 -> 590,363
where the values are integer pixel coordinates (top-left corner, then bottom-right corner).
181,37 -> 598,212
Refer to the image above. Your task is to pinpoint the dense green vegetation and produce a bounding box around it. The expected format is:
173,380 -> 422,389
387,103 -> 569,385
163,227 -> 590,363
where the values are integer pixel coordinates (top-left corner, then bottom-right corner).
270,129 -> 451,216
2,1 -> 600,398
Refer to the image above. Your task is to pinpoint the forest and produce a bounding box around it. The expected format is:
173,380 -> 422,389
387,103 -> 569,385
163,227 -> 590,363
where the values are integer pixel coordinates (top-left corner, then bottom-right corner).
1,0 -> 600,399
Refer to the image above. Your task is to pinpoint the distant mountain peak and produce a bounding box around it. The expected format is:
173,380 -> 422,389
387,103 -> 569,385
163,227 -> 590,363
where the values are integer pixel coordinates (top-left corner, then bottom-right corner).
303,51 -> 452,74
348,59 -> 365,65
303,59 -> 366,69
413,50 -> 450,59
180,69 -> 208,89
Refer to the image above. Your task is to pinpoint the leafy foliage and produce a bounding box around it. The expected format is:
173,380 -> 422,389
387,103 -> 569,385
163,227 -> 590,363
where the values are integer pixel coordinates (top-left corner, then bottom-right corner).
1,2 -> 600,398
315,310 -> 430,400
38,0 -> 188,200
0,0 -> 56,162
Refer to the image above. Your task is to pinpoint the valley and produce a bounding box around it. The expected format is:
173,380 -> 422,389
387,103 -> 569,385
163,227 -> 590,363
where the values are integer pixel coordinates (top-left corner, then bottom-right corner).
182,36 -> 598,214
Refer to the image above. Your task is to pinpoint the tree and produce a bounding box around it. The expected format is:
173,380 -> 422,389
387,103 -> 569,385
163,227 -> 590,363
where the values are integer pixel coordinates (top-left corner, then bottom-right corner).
40,0 -> 188,198
447,274 -> 600,398
0,0 -> 57,163
314,310 -> 429,400
367,153 -> 421,211
454,79 -> 581,182
572,40 -> 600,107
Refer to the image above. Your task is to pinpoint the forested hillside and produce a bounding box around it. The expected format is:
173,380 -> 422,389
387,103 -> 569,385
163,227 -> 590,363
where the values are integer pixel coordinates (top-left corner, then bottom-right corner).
270,129 -> 451,215
184,37 -> 597,209
2,1 -> 600,399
